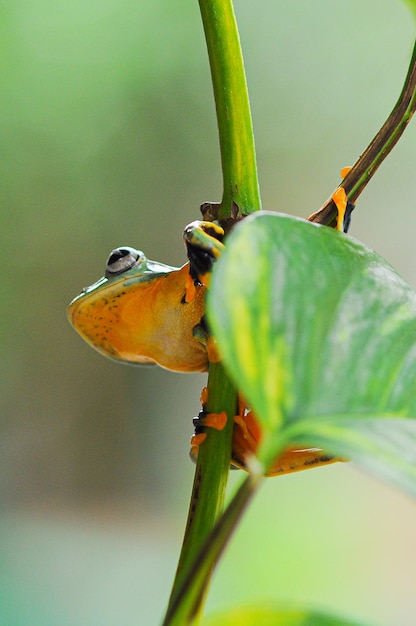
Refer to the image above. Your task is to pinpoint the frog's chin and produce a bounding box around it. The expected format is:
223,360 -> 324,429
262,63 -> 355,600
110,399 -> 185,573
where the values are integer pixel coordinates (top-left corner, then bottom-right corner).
95,348 -> 157,367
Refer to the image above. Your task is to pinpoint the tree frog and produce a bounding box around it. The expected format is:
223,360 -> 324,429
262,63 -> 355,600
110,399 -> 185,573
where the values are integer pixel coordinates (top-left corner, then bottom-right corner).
69,189 -> 349,476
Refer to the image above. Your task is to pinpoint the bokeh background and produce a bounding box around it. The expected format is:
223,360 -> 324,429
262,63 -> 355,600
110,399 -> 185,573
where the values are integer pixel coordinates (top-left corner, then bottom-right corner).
2,1 -> 416,624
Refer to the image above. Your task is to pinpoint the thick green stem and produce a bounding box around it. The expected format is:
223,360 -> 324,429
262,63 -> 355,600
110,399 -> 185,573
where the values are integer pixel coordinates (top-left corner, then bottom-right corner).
309,39 -> 416,228
199,0 -> 261,222
162,364 -> 237,626
162,1 -> 261,624
163,470 -> 262,626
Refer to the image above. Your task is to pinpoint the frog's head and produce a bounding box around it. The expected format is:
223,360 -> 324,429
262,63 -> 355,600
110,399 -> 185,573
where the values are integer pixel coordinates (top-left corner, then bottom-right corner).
67,246 -> 176,365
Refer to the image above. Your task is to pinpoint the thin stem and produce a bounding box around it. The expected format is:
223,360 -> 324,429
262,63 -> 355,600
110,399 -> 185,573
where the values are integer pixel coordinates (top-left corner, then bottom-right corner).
309,39 -> 416,228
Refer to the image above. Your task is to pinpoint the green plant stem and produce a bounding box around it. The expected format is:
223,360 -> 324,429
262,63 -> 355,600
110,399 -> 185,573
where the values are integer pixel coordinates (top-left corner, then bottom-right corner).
163,470 -> 262,626
162,364 -> 237,626
199,0 -> 261,223
309,38 -> 416,228
162,1 -> 261,624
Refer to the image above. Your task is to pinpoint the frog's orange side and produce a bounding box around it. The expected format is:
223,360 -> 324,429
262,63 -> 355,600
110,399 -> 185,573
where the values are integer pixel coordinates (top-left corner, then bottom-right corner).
68,263 -> 209,373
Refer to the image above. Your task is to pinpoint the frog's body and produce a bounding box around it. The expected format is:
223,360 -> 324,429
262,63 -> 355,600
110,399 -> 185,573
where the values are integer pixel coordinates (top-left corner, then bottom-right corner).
68,255 -> 209,372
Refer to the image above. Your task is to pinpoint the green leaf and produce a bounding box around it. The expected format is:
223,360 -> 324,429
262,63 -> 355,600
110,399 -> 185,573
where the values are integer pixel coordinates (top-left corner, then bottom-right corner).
207,213 -> 416,491
403,0 -> 416,19
203,605 -> 370,626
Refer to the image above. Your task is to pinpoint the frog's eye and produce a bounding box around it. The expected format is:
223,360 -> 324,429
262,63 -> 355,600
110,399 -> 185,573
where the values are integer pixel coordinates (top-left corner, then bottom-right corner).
105,247 -> 142,277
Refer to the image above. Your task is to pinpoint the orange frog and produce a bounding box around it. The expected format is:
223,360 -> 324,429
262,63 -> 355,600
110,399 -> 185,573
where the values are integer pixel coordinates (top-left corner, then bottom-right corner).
68,189 -> 351,476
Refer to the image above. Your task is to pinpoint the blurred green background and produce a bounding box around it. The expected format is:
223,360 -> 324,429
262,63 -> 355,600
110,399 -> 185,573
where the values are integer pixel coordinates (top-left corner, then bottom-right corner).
2,1 -> 416,624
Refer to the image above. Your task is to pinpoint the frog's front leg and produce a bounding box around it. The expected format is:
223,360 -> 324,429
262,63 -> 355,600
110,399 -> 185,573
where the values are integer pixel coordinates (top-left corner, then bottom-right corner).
182,221 -> 227,464
183,221 -> 225,298
184,221 -> 225,360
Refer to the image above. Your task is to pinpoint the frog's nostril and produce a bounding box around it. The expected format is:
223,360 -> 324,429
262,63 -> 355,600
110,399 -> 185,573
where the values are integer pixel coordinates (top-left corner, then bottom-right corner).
105,247 -> 140,277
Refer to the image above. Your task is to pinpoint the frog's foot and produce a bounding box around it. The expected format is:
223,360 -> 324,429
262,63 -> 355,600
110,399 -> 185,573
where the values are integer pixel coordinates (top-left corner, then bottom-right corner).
231,407 -> 263,471
189,386 -> 228,463
308,167 -> 355,232
232,405 -> 346,476
183,221 -> 225,289
332,187 -> 348,232
189,432 -> 207,464
189,411 -> 228,463
269,446 -> 344,475
193,388 -> 228,432
332,186 -> 356,234
332,166 -> 356,233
